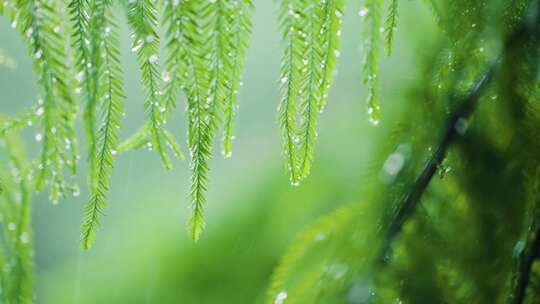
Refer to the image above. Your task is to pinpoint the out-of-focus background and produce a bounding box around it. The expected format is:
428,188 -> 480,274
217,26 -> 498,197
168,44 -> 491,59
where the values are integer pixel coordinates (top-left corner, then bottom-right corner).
0,1 -> 436,302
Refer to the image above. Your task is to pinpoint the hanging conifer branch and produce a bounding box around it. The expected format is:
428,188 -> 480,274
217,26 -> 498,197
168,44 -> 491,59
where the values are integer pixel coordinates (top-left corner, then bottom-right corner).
176,0 -> 219,241
278,0 -> 344,183
278,0 -> 306,186
127,0 -> 172,170
68,0 -> 98,184
361,0 -> 383,125
317,0 -> 344,112
81,0 -> 125,249
12,0 -> 76,203
161,0 -> 184,119
297,1 -> 324,181
118,0 -> 185,163
218,0 -> 253,158
384,0 -> 398,55
51,0 -> 80,189
0,105 -> 40,137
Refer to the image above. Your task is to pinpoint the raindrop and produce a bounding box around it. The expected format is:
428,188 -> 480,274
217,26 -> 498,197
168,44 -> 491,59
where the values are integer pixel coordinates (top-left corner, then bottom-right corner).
513,240 -> 525,258
20,232 -> 29,244
358,8 -> 369,17
383,152 -> 404,176
368,117 -> 379,126
7,222 -> 16,231
162,71 -> 171,82
131,43 -> 143,53
34,49 -> 43,59
454,117 -> 469,135
76,71 -> 84,83
275,291 -> 287,304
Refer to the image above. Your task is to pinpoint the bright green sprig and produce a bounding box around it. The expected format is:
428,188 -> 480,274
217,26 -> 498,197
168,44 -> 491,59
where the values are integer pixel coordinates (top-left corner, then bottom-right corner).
0,106 -> 39,137
160,0 -> 252,240
116,125 -> 149,153
278,0 -> 344,184
297,0 -> 324,181
176,0 -> 219,241
127,0 -> 172,170
361,0 -> 383,125
81,2 -> 125,250
384,0 -> 398,55
68,0 -> 97,180
118,0 -> 185,164
158,0 -> 188,161
161,0 -> 185,119
298,0 -> 346,181
278,0 -> 307,186
13,0 -> 77,203
318,0 -> 344,111
217,0 -> 253,158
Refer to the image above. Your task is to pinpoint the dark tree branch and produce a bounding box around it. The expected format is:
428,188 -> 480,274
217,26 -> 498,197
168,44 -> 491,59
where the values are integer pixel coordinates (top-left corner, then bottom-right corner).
508,216 -> 540,304
376,64 -> 496,265
376,2 -> 539,266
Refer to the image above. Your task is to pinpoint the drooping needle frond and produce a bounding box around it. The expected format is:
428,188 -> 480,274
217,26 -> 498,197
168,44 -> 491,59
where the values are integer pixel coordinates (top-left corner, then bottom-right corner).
278,0 -> 344,184
0,105 -> 40,137
384,0 -> 398,55
299,0 -> 345,180
278,0 -> 305,186
13,0 -> 78,203
117,0 -> 185,164
127,0 -> 172,170
361,0 -> 383,125
179,0 -> 218,241
68,0 -> 97,184
217,0 -> 253,158
318,0 -> 344,112
81,0 -> 125,250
